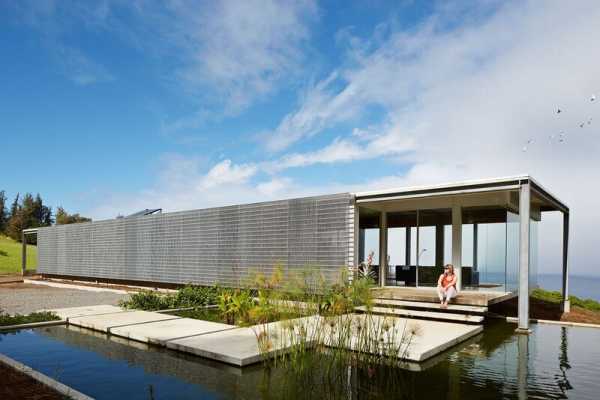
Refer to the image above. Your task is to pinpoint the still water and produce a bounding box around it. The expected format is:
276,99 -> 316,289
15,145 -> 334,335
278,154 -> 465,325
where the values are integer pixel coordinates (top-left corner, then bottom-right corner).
0,321 -> 598,399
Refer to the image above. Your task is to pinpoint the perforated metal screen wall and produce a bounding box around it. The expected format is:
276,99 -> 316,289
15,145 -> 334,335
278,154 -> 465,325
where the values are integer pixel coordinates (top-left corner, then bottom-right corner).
37,193 -> 355,286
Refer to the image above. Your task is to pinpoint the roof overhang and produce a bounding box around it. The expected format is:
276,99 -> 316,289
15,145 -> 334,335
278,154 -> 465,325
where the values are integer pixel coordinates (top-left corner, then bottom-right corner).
353,175 -> 569,214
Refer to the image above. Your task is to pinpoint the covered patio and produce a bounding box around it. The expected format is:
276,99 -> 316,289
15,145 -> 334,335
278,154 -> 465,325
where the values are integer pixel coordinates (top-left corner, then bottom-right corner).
353,175 -> 570,331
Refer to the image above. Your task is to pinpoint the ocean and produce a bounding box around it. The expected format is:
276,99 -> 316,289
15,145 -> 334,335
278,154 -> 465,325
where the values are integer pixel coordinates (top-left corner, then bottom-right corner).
537,273 -> 600,301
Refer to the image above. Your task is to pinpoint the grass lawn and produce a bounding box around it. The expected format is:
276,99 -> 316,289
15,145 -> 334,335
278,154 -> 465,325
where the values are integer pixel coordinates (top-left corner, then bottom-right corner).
0,235 -> 37,275
532,288 -> 600,311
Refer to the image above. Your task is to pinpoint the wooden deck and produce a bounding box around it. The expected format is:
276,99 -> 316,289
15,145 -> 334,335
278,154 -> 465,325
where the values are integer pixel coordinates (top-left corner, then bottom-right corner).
371,287 -> 515,306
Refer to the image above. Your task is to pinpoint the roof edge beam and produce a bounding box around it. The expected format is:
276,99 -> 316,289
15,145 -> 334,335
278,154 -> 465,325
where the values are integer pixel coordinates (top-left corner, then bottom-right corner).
356,184 -> 520,204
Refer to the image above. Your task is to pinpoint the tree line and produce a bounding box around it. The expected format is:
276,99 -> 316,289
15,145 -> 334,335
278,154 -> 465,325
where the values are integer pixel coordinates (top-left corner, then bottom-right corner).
0,190 -> 91,244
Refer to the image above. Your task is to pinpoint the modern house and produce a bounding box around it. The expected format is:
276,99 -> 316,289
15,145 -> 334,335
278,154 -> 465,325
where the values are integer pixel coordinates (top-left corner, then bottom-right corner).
29,175 -> 570,331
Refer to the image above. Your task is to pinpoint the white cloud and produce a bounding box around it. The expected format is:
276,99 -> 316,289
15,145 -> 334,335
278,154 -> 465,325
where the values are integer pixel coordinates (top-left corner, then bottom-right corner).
262,0 -> 600,275
8,1 -> 115,86
11,0 -> 316,112
263,71 -> 366,151
161,0 -> 317,114
200,160 -> 258,189
54,45 -> 114,86
87,0 -> 600,276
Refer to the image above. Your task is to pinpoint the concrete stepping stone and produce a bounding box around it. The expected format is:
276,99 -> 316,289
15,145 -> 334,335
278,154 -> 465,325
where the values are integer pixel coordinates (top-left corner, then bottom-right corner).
110,317 -> 236,345
167,316 -> 322,367
320,314 -> 483,362
68,310 -> 181,333
45,305 -> 125,320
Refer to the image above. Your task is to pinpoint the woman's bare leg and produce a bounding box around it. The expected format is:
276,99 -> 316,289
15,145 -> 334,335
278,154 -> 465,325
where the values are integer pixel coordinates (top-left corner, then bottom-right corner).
444,287 -> 457,306
437,286 -> 445,305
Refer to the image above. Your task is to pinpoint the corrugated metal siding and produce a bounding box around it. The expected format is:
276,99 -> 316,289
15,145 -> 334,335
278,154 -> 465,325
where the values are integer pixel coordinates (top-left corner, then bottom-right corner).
37,193 -> 354,286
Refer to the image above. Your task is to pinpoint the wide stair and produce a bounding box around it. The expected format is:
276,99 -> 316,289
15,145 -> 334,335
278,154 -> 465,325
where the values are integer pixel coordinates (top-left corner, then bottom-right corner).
355,298 -> 487,324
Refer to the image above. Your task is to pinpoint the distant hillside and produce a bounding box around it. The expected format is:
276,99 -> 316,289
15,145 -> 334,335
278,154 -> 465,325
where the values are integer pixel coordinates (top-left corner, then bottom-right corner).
0,235 -> 37,275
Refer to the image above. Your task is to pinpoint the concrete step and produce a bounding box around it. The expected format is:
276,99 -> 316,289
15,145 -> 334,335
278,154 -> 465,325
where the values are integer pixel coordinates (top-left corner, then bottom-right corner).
355,306 -> 485,324
373,299 -> 487,314
371,288 -> 510,306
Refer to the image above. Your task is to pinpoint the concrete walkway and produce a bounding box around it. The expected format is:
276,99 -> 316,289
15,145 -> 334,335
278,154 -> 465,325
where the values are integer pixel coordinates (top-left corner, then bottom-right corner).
111,318 -> 236,346
50,305 -> 483,367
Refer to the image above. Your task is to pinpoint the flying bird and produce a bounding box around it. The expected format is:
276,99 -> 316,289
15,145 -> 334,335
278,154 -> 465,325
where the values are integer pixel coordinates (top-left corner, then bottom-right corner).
557,108 -> 562,114
591,94 -> 596,102
522,138 -> 534,152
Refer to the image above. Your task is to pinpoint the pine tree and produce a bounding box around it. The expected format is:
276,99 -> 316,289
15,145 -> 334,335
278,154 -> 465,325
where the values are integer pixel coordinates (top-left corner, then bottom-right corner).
0,190 -> 7,234
55,206 -> 91,225
6,194 -> 21,241
6,208 -> 24,242
33,194 -> 43,225
9,193 -> 19,219
42,205 -> 53,226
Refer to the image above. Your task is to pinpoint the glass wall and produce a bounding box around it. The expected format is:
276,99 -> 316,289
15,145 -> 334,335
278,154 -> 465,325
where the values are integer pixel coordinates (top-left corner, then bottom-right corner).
504,210 -> 539,293
361,228 -> 380,265
506,211 -> 519,292
359,201 -> 536,293
385,211 -> 417,286
530,218 -> 539,289
475,223 -> 507,289
417,209 -> 452,287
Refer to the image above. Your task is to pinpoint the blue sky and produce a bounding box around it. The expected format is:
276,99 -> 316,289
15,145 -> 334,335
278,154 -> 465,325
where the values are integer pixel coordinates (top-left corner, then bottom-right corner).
1,1 -> 599,276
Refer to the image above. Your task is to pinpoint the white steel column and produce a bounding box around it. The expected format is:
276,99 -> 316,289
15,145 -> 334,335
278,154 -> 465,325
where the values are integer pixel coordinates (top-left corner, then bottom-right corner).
452,204 -> 462,290
561,212 -> 571,313
517,182 -> 531,333
379,211 -> 388,287
353,203 -> 360,281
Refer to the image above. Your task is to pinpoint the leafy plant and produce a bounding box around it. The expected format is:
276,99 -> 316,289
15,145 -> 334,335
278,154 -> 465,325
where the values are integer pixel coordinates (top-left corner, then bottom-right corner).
119,290 -> 173,310
218,289 -> 254,325
357,250 -> 377,281
0,311 -> 61,326
120,284 -> 221,311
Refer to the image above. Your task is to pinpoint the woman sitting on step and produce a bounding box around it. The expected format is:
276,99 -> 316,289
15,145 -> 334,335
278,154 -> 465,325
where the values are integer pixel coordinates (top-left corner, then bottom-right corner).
437,264 -> 457,309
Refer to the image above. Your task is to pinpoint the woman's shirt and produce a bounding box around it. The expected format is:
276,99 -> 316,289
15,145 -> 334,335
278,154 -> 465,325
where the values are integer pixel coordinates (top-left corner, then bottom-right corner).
441,273 -> 456,288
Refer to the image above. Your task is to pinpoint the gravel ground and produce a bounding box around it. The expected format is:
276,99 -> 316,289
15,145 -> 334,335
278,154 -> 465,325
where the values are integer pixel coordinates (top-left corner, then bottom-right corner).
0,283 -> 130,315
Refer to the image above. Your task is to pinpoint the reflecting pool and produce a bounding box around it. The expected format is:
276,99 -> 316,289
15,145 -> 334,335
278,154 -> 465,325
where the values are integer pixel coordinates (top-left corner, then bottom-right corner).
0,321 -> 598,399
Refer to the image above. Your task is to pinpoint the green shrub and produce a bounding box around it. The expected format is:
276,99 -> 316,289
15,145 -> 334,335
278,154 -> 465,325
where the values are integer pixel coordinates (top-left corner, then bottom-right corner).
120,290 -> 174,310
174,285 -> 220,307
120,284 -> 221,311
0,311 -> 61,327
532,288 -> 600,312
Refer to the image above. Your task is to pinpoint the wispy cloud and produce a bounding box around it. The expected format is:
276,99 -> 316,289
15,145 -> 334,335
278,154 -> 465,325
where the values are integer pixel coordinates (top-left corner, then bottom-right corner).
10,0 -> 317,110
54,44 -> 114,86
9,0 -> 115,86
167,0 -> 318,114
82,0 -> 600,275
261,0 -> 600,273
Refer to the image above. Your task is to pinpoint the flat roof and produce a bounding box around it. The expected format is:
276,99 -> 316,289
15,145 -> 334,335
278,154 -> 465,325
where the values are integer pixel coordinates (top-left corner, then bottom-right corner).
353,174 -> 568,213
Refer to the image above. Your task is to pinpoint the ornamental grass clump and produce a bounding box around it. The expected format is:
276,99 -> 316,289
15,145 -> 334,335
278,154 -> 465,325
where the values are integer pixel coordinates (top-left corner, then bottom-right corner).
251,265 -> 419,371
